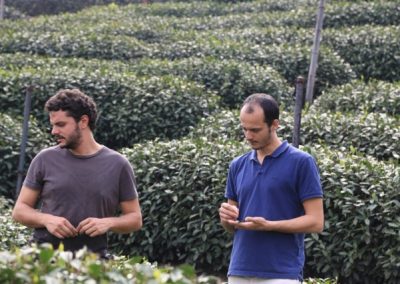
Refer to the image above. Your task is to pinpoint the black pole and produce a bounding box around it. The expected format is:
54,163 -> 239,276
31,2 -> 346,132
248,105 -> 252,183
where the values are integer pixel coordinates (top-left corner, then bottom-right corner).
15,86 -> 33,199
292,76 -> 305,148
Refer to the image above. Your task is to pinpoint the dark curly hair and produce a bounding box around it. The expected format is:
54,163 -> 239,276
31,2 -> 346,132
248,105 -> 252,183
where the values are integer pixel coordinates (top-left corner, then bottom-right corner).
45,89 -> 98,131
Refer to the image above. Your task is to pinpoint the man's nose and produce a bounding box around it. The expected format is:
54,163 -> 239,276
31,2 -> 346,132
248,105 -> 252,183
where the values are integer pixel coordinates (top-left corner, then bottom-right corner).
51,126 -> 59,135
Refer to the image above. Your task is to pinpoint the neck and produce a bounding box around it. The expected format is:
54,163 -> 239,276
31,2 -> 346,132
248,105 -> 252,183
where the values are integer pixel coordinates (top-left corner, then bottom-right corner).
256,138 -> 282,164
69,134 -> 102,156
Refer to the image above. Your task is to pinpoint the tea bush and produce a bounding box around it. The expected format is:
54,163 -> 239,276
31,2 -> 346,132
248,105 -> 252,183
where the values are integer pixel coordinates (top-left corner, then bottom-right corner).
0,113 -> 51,199
313,80 -> 400,116
109,138 -> 247,274
108,136 -> 399,283
187,108 -> 400,161
324,25 -> 400,82
304,145 -> 400,283
0,67 -> 219,149
0,196 -> 31,251
0,243 -> 217,284
0,53 -> 290,109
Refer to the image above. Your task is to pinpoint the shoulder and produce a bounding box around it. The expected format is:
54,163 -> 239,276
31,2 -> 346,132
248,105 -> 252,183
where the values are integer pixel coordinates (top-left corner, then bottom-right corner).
33,145 -> 61,160
230,151 -> 252,168
285,144 -> 315,162
100,146 -> 132,166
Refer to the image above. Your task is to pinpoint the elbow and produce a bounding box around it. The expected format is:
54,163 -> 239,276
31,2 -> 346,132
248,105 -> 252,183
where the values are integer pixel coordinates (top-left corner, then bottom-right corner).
313,219 -> 324,233
136,215 -> 143,231
11,206 -> 21,223
130,213 -> 143,233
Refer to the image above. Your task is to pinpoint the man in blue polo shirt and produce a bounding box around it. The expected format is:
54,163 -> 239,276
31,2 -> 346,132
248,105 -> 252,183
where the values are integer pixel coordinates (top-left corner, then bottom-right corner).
219,93 -> 324,284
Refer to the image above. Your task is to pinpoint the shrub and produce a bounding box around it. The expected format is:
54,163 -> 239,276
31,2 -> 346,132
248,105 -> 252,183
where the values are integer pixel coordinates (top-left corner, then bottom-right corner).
0,52 -> 291,109
0,196 -> 31,251
324,25 -> 400,82
0,244 -> 215,283
313,80 -> 400,116
108,134 -> 399,283
109,138 -> 247,274
131,57 -> 293,108
150,41 -> 355,95
281,109 -> 400,161
0,113 -> 51,199
304,145 -> 400,283
0,67 -> 219,149
192,108 -> 399,161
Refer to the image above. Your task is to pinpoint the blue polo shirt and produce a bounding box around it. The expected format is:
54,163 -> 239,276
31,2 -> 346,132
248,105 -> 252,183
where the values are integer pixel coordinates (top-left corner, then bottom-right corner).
225,141 -> 323,280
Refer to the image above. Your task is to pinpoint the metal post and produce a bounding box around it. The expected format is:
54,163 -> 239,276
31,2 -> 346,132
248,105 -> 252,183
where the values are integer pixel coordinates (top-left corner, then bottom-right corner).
305,0 -> 325,103
15,86 -> 33,198
293,76 -> 305,148
0,0 -> 5,20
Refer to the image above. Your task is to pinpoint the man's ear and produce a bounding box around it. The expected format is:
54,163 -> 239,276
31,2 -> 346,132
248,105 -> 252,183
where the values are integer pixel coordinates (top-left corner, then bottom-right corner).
272,119 -> 280,130
79,115 -> 90,129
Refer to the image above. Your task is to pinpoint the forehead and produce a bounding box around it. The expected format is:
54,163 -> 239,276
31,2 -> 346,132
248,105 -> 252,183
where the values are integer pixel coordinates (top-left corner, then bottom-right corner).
49,110 -> 73,122
240,104 -> 265,124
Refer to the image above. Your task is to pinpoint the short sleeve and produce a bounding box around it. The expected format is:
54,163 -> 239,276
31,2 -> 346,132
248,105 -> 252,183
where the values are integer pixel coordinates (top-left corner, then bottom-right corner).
23,153 -> 44,191
225,161 -> 238,201
297,155 -> 323,202
118,158 -> 138,202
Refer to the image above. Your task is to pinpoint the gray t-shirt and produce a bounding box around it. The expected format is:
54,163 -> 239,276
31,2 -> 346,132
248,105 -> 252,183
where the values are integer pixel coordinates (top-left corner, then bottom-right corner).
23,145 -> 138,253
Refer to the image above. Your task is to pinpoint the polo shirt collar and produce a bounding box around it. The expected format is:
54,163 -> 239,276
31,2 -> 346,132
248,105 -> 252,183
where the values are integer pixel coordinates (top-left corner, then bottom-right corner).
250,140 -> 289,161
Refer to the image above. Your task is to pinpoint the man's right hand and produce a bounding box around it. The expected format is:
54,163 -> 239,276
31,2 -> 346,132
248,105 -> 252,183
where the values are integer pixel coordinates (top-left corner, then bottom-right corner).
44,215 -> 78,239
219,202 -> 239,224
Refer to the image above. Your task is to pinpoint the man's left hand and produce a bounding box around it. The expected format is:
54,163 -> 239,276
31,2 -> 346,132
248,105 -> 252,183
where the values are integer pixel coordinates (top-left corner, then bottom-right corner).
230,217 -> 272,231
77,218 -> 111,237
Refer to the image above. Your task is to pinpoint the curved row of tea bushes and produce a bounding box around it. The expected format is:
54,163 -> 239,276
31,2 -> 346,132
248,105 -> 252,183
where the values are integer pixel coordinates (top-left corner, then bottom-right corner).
128,57 -> 293,108
188,108 -> 400,162
0,67 -> 219,149
0,27 -> 356,94
313,80 -> 400,116
149,42 -> 355,95
0,113 -> 51,199
0,53 -> 293,109
7,0 -> 400,28
109,137 -> 399,283
324,25 -> 400,82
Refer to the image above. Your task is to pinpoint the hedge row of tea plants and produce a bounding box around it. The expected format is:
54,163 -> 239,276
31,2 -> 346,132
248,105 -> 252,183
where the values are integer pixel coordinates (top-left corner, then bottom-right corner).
305,144 -> 400,283
0,27 -> 356,94
7,0 -> 400,28
187,108 -> 400,162
0,53 -> 292,109
108,136 -> 399,283
0,67 -> 218,149
0,113 -> 51,199
324,25 -> 400,82
282,110 -> 400,161
313,80 -> 400,116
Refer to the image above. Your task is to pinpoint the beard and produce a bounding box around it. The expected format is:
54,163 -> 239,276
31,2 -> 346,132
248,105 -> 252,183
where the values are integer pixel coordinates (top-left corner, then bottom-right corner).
55,126 -> 82,150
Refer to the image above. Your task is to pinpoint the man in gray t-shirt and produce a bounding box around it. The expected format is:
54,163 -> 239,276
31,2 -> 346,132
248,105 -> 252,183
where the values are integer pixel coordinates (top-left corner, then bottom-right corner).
12,89 -> 142,255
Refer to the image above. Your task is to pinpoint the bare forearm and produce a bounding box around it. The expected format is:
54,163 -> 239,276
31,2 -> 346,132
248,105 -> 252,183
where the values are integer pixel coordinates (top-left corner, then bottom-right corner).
268,215 -> 323,233
12,203 -> 49,229
106,212 -> 142,234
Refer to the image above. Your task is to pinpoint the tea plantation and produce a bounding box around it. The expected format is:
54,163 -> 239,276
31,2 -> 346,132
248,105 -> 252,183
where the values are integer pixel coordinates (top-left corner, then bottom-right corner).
0,0 -> 399,283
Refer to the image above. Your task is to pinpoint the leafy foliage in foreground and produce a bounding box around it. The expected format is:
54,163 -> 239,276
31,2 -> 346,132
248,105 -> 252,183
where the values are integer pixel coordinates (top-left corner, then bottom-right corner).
0,196 -> 31,251
0,244 -> 219,284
